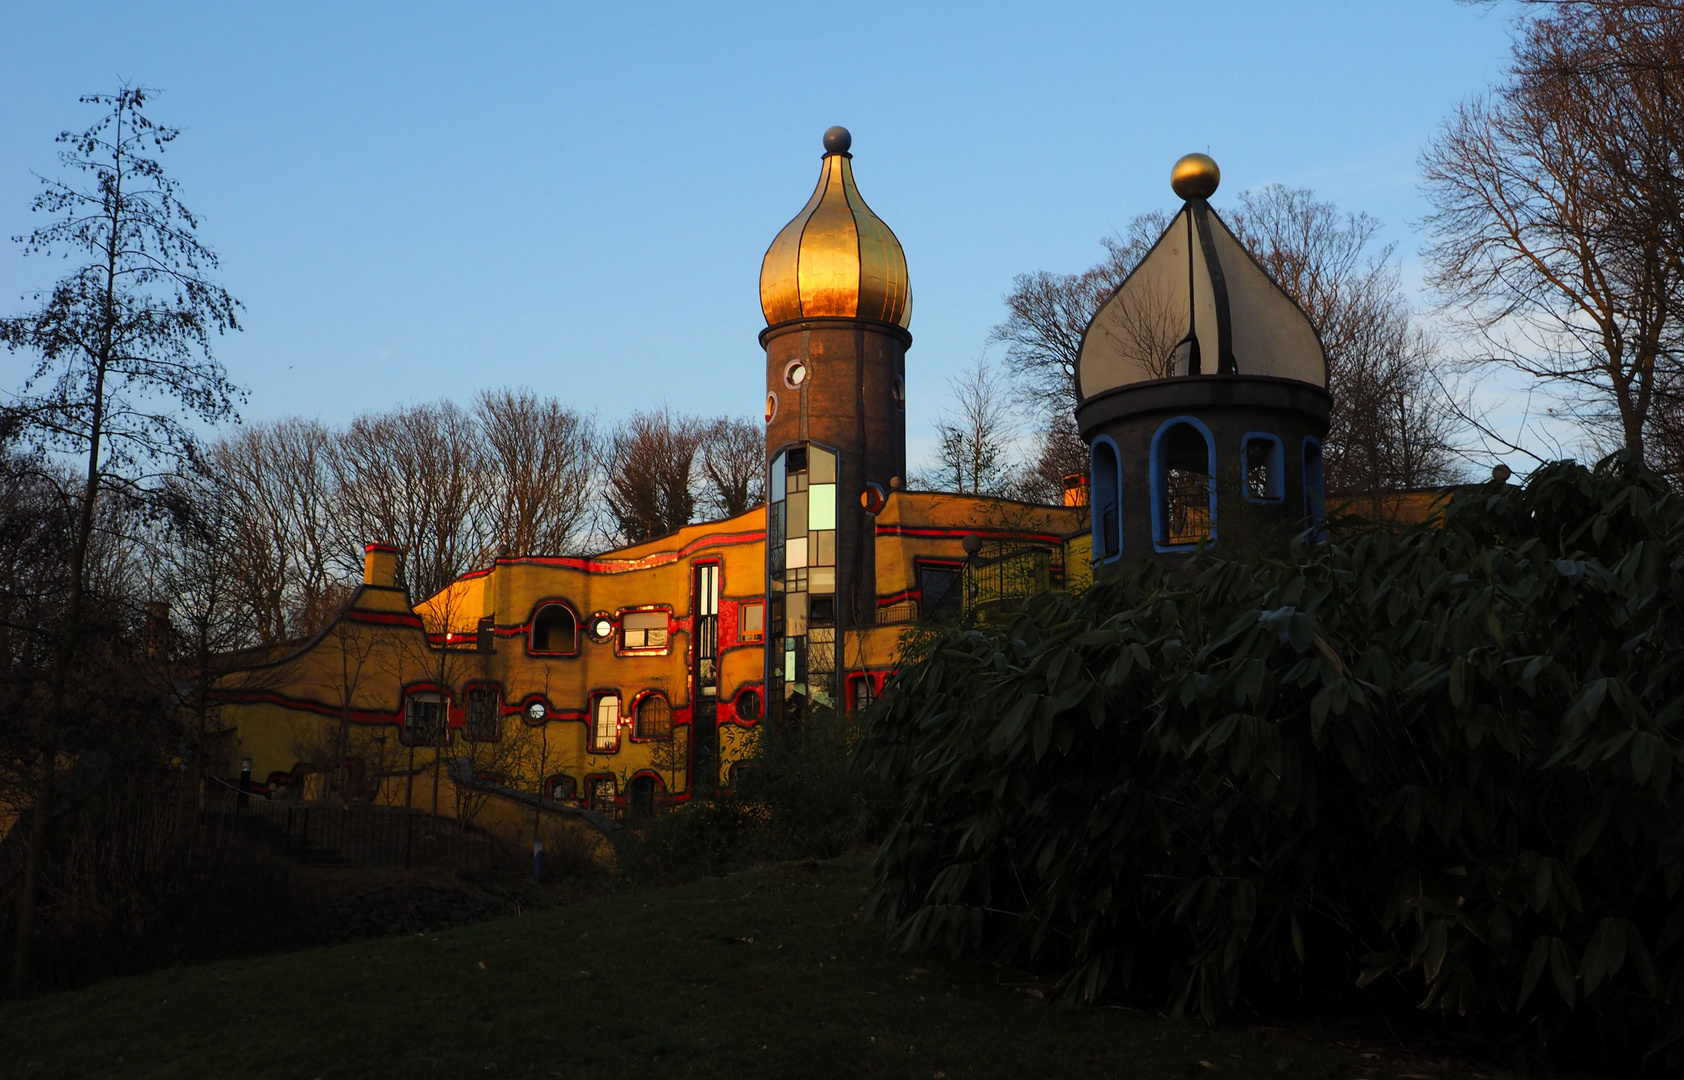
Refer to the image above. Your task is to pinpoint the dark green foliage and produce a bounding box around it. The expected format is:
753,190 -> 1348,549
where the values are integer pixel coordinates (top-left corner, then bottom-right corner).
617,716 -> 893,886
857,454 -> 1684,1064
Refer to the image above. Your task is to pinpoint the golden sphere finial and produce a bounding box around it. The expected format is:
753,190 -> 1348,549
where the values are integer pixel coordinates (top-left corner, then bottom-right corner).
1171,152 -> 1220,200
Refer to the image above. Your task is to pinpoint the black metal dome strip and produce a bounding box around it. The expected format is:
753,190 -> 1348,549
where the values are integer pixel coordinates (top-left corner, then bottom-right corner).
1191,200 -> 1236,376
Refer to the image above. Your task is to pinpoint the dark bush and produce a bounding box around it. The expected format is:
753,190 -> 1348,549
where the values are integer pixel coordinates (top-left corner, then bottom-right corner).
617,713 -> 893,886
856,454 -> 1684,1066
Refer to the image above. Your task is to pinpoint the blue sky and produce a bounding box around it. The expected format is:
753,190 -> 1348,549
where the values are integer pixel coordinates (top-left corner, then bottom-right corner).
0,2 -> 1525,467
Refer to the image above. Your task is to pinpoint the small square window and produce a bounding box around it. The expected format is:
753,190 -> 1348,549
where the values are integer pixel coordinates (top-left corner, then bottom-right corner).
739,602 -> 765,641
620,611 -> 669,651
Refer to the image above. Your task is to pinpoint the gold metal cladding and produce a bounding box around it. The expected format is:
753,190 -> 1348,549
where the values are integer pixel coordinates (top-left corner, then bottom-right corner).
1171,153 -> 1220,200
760,141 -> 911,327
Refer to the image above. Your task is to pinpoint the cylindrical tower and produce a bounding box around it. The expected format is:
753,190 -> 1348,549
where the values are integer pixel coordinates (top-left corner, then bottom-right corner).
1075,154 -> 1332,566
758,126 -> 911,725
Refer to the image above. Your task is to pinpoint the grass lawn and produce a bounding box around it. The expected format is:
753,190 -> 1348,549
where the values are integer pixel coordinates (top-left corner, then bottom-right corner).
1,856 -> 1499,1080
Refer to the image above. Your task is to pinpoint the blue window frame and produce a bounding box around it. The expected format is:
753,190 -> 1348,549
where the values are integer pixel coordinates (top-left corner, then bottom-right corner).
1241,433 -> 1285,504
1090,436 -> 1122,563
1150,417 -> 1217,551
1302,436 -> 1326,542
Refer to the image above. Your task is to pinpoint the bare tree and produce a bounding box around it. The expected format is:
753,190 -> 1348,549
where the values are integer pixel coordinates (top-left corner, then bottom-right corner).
330,402 -> 489,602
1013,411 -> 1089,505
212,419 -> 350,644
1230,185 -> 1459,492
475,388 -> 595,557
920,358 -> 1018,495
1422,2 -> 1684,466
600,406 -> 707,544
699,416 -> 765,519
0,87 -> 243,996
989,213 -> 1169,418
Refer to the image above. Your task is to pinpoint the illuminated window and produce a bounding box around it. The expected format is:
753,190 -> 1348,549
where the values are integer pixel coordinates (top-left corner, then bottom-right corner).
591,694 -> 621,753
620,610 -> 668,652
589,776 -> 616,813
547,775 -> 577,802
635,694 -> 672,739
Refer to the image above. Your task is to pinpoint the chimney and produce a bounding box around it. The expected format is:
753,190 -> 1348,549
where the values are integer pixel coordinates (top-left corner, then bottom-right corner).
363,544 -> 401,588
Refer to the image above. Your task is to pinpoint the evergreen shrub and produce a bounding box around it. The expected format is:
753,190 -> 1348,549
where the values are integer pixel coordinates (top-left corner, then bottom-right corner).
856,455 -> 1684,1064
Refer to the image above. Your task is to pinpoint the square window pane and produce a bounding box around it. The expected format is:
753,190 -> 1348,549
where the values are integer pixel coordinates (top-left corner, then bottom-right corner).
808,484 -> 836,529
808,566 -> 835,593
786,535 -> 808,568
809,447 -> 836,483
787,490 -> 807,534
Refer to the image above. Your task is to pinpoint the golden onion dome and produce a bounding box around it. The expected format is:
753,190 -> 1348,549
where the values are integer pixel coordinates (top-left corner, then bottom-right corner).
759,126 -> 911,328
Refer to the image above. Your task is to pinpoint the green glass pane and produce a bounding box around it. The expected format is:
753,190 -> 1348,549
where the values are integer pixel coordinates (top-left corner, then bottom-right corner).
808,484 -> 836,530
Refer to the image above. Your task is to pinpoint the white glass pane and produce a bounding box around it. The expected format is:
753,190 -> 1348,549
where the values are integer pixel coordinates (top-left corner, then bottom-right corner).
808,566 -> 835,593
623,611 -> 666,630
786,536 -> 808,568
808,484 -> 836,529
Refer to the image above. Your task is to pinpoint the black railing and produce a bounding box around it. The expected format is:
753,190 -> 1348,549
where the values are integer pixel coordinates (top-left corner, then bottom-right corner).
199,779 -> 522,875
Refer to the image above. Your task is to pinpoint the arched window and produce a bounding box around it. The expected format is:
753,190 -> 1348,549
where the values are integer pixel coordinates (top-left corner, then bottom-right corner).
1242,434 -> 1285,504
628,774 -> 659,817
530,603 -> 578,655
591,693 -> 621,753
1151,418 -> 1217,550
546,774 -> 577,802
589,775 -> 617,814
1302,437 -> 1326,542
1091,437 -> 1122,562
634,693 -> 672,739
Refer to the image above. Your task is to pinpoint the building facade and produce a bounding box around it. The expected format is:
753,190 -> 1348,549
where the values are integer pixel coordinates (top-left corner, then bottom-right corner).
215,128 -> 1084,839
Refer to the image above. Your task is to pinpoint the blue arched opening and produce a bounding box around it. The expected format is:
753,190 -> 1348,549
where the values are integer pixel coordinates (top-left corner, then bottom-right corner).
1150,417 -> 1217,551
1302,436 -> 1326,542
1090,436 -> 1122,563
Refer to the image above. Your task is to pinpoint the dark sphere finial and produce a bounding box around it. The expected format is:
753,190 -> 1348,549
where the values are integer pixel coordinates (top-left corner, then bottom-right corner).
823,126 -> 852,155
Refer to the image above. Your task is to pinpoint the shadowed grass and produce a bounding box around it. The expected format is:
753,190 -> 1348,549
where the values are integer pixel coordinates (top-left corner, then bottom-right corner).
0,857 -> 1501,1079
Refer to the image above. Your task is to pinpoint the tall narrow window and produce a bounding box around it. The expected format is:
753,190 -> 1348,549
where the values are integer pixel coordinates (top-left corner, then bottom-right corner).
591,694 -> 621,753
850,675 -> 876,713
694,563 -> 719,696
590,776 -> 616,813
464,687 -> 499,741
1242,434 -> 1285,504
1151,419 -> 1216,549
1303,437 -> 1326,542
1091,438 -> 1121,561
635,694 -> 672,739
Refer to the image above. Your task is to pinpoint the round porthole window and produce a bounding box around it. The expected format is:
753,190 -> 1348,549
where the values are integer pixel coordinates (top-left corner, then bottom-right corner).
783,360 -> 808,389
526,701 -> 546,722
736,687 -> 763,722
892,377 -> 905,409
765,391 -> 778,423
588,614 -> 614,642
